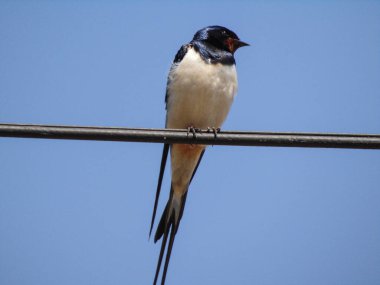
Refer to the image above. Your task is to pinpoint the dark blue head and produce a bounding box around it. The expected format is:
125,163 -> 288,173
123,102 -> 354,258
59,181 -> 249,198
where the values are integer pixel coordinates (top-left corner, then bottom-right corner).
192,25 -> 248,54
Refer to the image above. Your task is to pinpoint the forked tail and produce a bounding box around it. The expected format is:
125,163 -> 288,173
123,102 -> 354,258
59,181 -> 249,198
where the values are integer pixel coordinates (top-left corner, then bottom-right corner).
153,188 -> 188,285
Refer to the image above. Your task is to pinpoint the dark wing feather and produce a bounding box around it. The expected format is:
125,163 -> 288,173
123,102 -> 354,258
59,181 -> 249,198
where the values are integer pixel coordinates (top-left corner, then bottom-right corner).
165,44 -> 191,107
153,45 -> 191,234
173,43 -> 190,63
153,150 -> 206,285
190,149 -> 205,184
150,143 -> 170,238
153,43 -> 202,284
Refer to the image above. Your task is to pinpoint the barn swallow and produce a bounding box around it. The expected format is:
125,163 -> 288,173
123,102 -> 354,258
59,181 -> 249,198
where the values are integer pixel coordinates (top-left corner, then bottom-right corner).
149,25 -> 248,285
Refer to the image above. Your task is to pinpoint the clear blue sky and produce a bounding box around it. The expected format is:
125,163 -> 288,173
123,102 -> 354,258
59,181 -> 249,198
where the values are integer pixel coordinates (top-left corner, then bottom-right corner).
1,1 -> 380,285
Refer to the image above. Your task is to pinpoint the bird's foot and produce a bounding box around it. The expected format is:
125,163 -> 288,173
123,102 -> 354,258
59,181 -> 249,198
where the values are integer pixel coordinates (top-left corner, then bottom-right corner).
187,126 -> 201,139
207,127 -> 221,139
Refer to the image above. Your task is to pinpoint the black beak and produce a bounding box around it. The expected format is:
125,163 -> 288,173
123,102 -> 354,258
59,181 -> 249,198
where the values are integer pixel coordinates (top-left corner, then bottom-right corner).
229,39 -> 249,53
226,38 -> 250,53
234,39 -> 249,49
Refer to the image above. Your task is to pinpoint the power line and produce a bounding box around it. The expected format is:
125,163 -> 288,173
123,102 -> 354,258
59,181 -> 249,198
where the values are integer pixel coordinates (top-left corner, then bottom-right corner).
0,123 -> 379,149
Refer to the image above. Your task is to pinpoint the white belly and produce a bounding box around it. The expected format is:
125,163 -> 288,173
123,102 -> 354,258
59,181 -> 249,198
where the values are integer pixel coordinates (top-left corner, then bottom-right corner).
165,48 -> 238,129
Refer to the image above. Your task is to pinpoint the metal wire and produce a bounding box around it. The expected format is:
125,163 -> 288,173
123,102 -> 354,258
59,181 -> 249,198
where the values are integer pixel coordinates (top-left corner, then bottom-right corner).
1,123 -> 380,149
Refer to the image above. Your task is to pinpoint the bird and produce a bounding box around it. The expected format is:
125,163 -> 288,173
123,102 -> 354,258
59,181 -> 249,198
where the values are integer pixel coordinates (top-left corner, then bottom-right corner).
149,25 -> 248,285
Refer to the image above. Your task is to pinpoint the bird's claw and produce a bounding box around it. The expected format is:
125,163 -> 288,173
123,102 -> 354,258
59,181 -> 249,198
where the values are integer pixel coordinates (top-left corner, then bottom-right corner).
187,126 -> 201,139
207,127 -> 221,139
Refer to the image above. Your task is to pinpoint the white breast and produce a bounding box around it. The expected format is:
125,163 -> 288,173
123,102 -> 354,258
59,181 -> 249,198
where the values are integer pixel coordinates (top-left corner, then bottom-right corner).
165,48 -> 238,129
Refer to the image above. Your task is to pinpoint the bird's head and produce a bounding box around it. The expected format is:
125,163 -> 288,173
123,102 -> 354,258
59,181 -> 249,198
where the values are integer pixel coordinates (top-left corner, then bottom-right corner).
192,25 -> 249,54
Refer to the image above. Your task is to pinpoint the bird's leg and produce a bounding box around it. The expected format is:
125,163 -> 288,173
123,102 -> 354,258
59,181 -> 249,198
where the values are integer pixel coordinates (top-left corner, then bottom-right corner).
207,127 -> 221,139
186,126 -> 201,139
